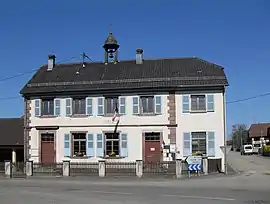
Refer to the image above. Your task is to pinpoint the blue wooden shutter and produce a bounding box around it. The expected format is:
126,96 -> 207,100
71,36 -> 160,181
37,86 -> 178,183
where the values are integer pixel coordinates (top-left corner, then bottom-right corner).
207,132 -> 215,157
132,96 -> 139,115
86,97 -> 93,115
119,96 -> 126,114
65,98 -> 72,116
183,132 -> 191,156
96,133 -> 104,157
87,133 -> 94,156
154,95 -> 162,114
34,99 -> 41,116
97,97 -> 104,115
64,133 -> 71,157
182,95 -> 190,113
120,133 -> 128,157
54,99 -> 61,116
207,94 -> 214,112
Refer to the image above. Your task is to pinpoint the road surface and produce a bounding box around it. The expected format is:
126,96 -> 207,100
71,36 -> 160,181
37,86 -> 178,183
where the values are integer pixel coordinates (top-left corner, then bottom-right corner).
227,149 -> 270,176
0,175 -> 269,204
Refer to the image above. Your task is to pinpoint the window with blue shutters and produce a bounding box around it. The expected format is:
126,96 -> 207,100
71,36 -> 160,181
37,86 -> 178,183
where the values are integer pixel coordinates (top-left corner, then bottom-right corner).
64,133 -> 71,157
65,98 -> 72,116
34,99 -> 41,116
119,96 -> 126,114
183,132 -> 191,156
54,99 -> 61,116
207,132 -> 215,157
132,96 -> 139,115
182,95 -> 190,113
97,97 -> 104,115
120,133 -> 128,157
154,95 -> 162,114
86,97 -> 93,115
96,133 -> 104,157
87,133 -> 94,156
207,94 -> 214,112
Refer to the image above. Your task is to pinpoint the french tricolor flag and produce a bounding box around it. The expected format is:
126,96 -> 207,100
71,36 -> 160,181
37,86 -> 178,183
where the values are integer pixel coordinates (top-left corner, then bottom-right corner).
112,106 -> 120,123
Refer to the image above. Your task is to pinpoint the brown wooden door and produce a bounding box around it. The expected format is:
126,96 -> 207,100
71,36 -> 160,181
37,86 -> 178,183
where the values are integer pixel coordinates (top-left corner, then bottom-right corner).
144,141 -> 161,163
41,133 -> 55,164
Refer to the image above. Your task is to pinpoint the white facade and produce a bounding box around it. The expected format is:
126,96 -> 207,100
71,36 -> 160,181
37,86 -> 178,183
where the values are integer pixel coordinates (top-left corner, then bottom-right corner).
27,90 -> 226,169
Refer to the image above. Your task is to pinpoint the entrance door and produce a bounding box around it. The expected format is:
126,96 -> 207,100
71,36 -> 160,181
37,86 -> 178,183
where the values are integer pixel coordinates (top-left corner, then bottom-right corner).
41,133 -> 55,164
144,132 -> 161,163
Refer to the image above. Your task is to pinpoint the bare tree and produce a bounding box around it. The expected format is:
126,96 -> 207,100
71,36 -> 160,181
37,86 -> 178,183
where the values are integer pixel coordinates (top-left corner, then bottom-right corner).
232,124 -> 248,150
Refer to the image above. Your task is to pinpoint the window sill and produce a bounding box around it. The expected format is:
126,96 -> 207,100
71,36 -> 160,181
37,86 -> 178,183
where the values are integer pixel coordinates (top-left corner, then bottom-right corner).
70,114 -> 89,118
190,110 -> 207,113
133,113 -> 159,116
103,156 -> 125,159
39,115 -> 58,118
69,156 -> 93,159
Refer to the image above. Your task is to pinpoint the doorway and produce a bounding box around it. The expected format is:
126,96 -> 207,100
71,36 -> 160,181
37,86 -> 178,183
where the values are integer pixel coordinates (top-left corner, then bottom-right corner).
144,132 -> 161,163
40,133 -> 55,164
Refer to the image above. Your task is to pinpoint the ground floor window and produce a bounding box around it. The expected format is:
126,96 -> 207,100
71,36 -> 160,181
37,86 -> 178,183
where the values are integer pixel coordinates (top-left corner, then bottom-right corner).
105,133 -> 120,157
72,133 -> 86,157
191,132 -> 206,154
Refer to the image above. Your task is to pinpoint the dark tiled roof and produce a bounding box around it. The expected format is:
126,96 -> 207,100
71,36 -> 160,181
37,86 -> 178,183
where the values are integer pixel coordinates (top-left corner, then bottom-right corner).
0,118 -> 24,146
249,123 -> 270,138
20,57 -> 228,95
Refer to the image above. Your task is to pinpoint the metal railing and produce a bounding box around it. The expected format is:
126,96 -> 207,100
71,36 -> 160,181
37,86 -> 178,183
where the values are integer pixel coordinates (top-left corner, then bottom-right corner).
105,162 -> 136,176
33,163 -> 63,176
11,162 -> 26,178
143,161 -> 176,177
0,162 -> 4,175
70,162 -> 99,176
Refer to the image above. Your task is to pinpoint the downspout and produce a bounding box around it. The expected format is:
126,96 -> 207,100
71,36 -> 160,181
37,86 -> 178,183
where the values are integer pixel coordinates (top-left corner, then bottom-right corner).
223,87 -> 227,175
24,98 -> 28,163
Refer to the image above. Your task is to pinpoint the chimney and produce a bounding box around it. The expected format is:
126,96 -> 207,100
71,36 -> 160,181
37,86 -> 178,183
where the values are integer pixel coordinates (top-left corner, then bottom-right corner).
47,54 -> 56,71
136,48 -> 143,64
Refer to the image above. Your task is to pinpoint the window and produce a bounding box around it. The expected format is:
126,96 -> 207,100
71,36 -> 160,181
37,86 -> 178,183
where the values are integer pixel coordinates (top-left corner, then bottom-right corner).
191,95 -> 206,111
105,133 -> 120,157
141,96 -> 154,114
72,133 -> 86,157
41,99 -> 54,115
145,132 -> 160,141
191,132 -> 206,154
73,98 -> 86,115
41,133 -> 54,142
105,97 -> 118,115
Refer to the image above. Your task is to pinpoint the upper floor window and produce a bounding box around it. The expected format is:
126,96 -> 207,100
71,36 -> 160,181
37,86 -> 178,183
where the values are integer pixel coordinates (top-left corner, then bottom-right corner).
191,95 -> 206,112
105,97 -> 118,115
141,96 -> 154,114
41,99 -> 54,116
73,98 -> 86,115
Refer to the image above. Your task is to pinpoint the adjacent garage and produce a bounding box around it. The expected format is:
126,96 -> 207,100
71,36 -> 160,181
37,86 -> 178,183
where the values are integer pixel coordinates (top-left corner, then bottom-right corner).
0,118 -> 24,163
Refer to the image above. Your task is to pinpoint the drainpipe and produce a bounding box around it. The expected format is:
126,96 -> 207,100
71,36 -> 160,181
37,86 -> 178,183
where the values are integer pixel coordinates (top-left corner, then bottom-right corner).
223,87 -> 227,175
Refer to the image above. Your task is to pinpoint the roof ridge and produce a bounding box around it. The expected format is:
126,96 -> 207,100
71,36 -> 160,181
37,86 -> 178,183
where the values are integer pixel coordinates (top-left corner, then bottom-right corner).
39,56 -> 200,68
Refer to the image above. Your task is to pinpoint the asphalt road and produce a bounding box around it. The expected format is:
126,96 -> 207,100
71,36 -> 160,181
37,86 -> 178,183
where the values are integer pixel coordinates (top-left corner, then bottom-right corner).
227,149 -> 270,176
0,174 -> 269,204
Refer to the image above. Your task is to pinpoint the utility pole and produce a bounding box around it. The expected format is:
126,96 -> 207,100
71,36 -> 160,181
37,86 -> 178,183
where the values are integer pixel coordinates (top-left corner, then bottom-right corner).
223,90 -> 228,175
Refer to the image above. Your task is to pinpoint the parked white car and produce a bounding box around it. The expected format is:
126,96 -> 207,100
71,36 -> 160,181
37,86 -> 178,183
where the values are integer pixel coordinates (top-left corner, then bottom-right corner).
241,144 -> 253,155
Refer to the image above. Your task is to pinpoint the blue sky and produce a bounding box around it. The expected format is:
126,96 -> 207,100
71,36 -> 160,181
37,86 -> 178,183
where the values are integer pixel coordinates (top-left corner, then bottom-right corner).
0,0 -> 269,135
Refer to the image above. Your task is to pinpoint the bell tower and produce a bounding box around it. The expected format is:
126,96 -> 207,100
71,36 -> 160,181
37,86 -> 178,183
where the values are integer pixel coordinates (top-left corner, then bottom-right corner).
103,32 -> 120,64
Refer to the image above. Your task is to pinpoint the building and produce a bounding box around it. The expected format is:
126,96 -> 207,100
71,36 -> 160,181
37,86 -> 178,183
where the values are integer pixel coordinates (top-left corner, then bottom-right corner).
20,32 -> 228,171
249,123 -> 270,146
0,118 -> 24,163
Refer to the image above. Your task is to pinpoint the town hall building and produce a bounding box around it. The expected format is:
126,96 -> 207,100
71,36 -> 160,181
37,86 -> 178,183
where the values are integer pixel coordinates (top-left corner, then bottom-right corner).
20,32 -> 228,172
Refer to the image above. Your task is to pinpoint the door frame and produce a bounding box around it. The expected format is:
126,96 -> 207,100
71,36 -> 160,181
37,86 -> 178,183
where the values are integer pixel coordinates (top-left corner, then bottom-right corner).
38,130 -> 57,163
142,131 -> 163,162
